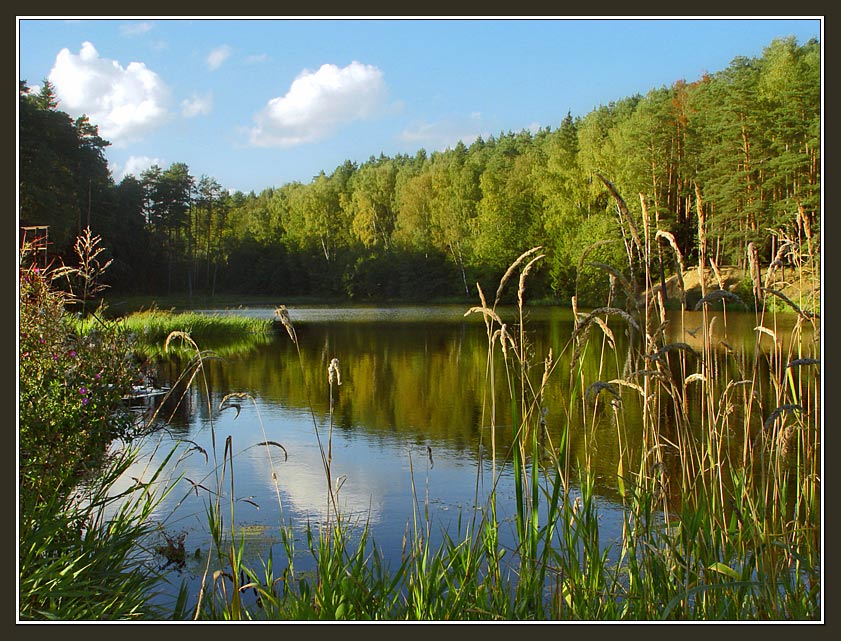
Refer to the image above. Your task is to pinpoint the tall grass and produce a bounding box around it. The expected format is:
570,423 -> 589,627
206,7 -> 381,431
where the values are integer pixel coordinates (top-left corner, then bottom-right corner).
19,445 -> 181,620
74,309 -> 273,350
138,183 -> 819,620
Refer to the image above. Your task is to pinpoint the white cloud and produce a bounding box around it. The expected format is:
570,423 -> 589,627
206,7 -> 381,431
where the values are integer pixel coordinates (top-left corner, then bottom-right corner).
120,22 -> 153,37
245,53 -> 269,64
207,45 -> 232,71
113,155 -> 162,181
181,92 -> 213,118
248,61 -> 387,148
47,41 -> 170,146
398,113 -> 488,151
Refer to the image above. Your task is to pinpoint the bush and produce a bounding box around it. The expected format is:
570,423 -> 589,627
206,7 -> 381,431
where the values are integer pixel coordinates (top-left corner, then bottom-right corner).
18,234 -> 173,621
18,240 -> 142,500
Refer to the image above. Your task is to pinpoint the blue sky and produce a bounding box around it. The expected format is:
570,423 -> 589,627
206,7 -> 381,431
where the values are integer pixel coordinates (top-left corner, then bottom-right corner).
17,17 -> 822,195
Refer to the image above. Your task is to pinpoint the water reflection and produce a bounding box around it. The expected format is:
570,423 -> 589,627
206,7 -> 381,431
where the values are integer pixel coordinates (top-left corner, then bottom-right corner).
118,304 -> 818,606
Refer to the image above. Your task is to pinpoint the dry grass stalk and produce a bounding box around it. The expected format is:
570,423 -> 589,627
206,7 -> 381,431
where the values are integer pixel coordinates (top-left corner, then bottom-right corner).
786,357 -> 820,369
754,325 -> 778,343
571,307 -> 641,345
518,253 -> 545,309
576,239 -> 621,277
585,262 -> 636,305
797,202 -> 813,244
757,404 -> 803,454
654,230 -> 686,275
747,242 -> 762,302
539,349 -> 553,399
496,246 -> 542,306
655,229 -> 686,301
763,403 -> 802,430
596,173 -> 643,256
761,287 -> 819,320
644,342 -> 700,362
570,307 -> 641,372
465,304 -> 504,328
695,182 -> 706,264
693,289 -> 746,311
608,377 -> 646,398
274,305 -> 297,343
328,358 -> 342,386
764,239 -> 795,286
708,256 -> 725,291
639,193 -> 651,247
590,316 -> 616,349
585,381 -> 620,404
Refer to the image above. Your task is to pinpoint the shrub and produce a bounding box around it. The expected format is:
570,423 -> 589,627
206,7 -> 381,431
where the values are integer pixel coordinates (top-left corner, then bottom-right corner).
18,235 -> 142,501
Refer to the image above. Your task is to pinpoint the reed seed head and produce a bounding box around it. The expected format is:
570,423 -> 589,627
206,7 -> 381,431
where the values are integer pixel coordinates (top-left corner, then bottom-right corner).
328,358 -> 342,386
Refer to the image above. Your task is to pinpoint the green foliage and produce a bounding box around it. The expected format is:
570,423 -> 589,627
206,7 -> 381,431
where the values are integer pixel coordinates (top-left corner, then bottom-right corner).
18,238 -> 178,621
19,253 -> 142,500
19,444 -> 175,620
19,81 -> 111,252
97,309 -> 272,349
20,37 -> 820,302
343,249 -> 461,300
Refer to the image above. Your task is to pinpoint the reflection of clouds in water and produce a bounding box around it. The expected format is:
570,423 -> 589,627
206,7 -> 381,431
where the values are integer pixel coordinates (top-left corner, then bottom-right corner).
108,402 -> 401,534
246,441 -> 386,525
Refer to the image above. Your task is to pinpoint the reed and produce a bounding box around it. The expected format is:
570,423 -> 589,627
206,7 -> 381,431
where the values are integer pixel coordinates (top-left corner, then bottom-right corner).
132,180 -> 819,620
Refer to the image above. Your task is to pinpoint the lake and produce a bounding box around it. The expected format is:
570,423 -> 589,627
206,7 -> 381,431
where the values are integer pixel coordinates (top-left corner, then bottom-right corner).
110,304 -> 819,611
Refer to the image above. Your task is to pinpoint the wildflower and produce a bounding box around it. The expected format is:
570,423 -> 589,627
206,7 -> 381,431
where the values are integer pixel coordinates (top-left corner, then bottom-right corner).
82,398 -> 89,406
79,387 -> 88,395
68,350 -> 76,358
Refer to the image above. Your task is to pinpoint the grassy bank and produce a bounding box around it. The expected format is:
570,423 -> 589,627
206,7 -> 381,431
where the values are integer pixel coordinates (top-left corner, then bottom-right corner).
73,309 -> 274,355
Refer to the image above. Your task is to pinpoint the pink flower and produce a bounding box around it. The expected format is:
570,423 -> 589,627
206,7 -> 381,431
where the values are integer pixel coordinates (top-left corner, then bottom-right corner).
79,387 -> 88,395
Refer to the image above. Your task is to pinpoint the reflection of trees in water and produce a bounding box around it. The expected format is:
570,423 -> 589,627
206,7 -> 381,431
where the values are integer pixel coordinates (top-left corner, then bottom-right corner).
149,312 -> 818,506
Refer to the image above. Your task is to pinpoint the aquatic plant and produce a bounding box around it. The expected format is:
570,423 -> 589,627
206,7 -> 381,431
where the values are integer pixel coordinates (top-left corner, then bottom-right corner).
99,181 -> 820,620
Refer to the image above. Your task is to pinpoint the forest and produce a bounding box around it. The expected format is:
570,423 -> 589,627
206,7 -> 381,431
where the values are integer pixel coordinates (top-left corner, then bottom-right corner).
19,36 -> 820,306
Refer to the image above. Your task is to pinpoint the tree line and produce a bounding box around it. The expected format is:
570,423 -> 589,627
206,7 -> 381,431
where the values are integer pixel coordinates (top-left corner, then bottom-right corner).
19,36 -> 820,305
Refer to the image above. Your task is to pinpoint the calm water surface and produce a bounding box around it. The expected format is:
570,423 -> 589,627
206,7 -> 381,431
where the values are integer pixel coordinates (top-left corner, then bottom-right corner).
112,304 -> 817,609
